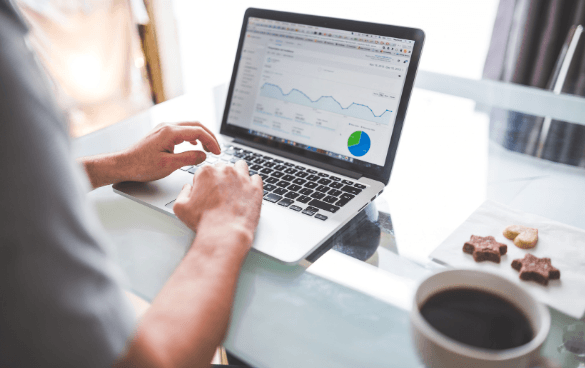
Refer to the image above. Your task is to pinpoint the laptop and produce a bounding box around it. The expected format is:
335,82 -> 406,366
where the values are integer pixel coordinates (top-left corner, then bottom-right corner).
114,8 -> 424,264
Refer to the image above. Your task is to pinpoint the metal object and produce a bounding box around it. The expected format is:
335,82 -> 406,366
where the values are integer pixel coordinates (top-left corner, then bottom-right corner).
528,25 -> 583,158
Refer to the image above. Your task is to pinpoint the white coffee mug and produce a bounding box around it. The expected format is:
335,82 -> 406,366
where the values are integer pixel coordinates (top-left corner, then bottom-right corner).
410,269 -> 551,368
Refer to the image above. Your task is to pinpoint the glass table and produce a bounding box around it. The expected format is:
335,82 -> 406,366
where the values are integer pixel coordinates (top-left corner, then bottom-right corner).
75,75 -> 585,367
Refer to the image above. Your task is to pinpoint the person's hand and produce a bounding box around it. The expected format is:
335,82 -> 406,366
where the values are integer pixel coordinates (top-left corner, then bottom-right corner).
173,161 -> 263,246
119,122 -> 221,182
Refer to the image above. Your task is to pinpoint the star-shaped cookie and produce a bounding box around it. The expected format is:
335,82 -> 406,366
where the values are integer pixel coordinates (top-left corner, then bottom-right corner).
463,235 -> 507,263
511,253 -> 560,286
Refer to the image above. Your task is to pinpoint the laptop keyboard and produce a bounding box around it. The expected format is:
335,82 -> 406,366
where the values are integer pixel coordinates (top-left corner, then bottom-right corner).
180,144 -> 367,221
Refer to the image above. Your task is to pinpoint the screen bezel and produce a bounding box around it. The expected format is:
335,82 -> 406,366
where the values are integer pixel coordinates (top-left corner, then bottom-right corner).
220,8 -> 425,185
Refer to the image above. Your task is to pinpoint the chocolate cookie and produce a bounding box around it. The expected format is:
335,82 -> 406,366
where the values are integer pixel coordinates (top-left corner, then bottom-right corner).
463,235 -> 507,263
511,254 -> 560,286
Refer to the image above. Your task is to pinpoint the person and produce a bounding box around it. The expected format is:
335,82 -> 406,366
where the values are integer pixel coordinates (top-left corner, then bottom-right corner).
0,1 -> 263,367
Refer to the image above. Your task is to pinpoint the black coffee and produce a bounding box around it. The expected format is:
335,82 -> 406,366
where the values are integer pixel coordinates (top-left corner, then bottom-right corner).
420,288 -> 533,350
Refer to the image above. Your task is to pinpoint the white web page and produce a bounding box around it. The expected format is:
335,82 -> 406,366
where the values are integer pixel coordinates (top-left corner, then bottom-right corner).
227,21 -> 413,167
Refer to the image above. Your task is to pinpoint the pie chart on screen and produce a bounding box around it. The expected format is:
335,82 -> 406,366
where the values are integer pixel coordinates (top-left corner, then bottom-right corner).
347,131 -> 371,157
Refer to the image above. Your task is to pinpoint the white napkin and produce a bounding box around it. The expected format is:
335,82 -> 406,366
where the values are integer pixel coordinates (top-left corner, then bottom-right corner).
429,200 -> 585,319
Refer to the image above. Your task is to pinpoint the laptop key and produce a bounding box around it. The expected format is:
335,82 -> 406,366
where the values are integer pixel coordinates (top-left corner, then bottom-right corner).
294,165 -> 305,170
316,185 -> 329,193
306,169 -> 317,174
292,178 -> 306,185
328,189 -> 342,197
289,205 -> 302,212
253,158 -> 266,165
287,184 -> 302,192
302,207 -> 318,216
341,185 -> 362,195
259,174 -> 269,180
336,198 -> 351,207
342,180 -> 354,185
297,195 -> 311,203
278,198 -> 294,207
306,175 -> 319,181
284,192 -> 300,199
263,162 -> 276,168
264,184 -> 276,191
295,171 -> 309,178
271,171 -> 285,178
329,176 -> 341,182
274,165 -> 287,171
284,168 -> 297,175
276,181 -> 289,188
329,182 -> 343,189
308,199 -> 340,213
273,188 -> 287,195
340,193 -> 355,200
264,193 -> 282,203
354,183 -> 366,189
260,168 -> 273,174
317,173 -> 329,177
304,182 -> 318,189
265,177 -> 279,184
310,192 -> 326,200
250,164 -> 262,171
283,162 -> 294,167
314,214 -> 328,221
272,159 -> 283,164
282,174 -> 295,181
323,196 -> 338,204
299,188 -> 313,195
317,178 -> 331,185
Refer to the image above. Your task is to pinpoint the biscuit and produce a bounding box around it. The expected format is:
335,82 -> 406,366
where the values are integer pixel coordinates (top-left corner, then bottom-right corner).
511,253 -> 560,286
503,225 -> 538,249
463,235 -> 507,263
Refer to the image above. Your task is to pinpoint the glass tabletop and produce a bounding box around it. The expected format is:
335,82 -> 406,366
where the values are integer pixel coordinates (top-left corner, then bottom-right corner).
298,82 -> 585,367
77,77 -> 585,367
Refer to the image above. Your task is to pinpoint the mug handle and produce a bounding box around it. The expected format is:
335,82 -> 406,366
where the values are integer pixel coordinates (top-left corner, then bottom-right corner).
530,356 -> 561,368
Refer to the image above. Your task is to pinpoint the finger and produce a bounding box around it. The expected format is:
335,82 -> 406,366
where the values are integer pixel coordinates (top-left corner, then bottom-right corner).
251,172 -> 263,188
234,159 -> 250,177
175,183 -> 192,204
175,121 -> 220,149
169,126 -> 221,154
171,150 -> 207,169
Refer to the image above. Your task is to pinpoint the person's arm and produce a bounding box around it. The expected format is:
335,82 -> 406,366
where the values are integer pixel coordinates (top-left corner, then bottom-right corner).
116,160 -> 263,368
79,122 -> 221,190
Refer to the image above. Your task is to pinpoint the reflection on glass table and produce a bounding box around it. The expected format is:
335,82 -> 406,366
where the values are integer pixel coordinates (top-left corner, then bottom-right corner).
74,79 -> 585,367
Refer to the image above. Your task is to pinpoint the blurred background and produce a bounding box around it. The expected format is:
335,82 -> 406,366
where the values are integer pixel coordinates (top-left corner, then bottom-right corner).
17,0 -> 585,166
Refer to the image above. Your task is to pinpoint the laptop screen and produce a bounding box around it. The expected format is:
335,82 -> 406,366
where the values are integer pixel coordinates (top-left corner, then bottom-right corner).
225,17 -> 415,169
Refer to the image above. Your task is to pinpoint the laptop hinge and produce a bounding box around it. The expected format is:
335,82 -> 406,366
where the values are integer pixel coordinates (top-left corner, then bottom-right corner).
233,138 -> 362,179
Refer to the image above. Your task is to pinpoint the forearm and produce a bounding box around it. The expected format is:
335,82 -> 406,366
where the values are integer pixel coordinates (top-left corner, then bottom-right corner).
116,220 -> 253,368
78,152 -> 128,190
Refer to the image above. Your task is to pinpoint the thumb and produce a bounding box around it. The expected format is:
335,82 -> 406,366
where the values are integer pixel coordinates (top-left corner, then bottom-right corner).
172,150 -> 207,169
175,183 -> 192,203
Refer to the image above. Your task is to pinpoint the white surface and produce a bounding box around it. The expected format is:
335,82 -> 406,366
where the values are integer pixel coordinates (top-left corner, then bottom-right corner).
430,200 -> 585,319
384,89 -> 489,264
